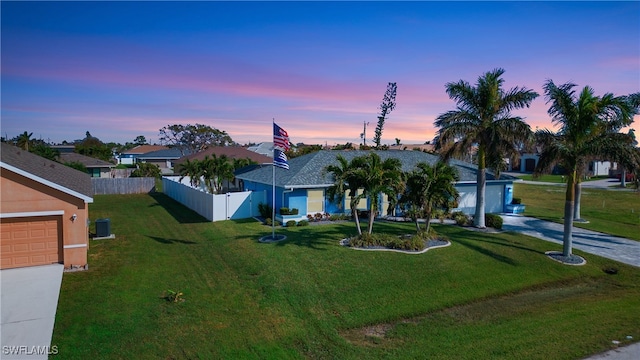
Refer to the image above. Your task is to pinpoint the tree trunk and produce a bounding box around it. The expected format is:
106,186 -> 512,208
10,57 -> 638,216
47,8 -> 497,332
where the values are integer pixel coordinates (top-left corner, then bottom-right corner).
425,202 -> 432,234
474,167 -> 487,228
563,172 -> 576,256
349,196 -> 363,236
573,181 -> 582,221
367,210 -> 375,235
621,169 -> 627,188
367,194 -> 378,235
352,207 -> 362,236
474,147 -> 486,228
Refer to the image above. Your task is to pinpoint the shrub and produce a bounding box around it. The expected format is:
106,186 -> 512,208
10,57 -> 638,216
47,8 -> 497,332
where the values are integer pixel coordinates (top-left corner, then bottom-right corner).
329,214 -> 347,221
485,213 -> 503,229
297,220 -> 309,226
286,220 -> 296,227
258,203 -> 273,219
131,163 -> 161,178
279,207 -> 299,215
349,233 -> 426,251
511,197 -> 522,205
452,211 -> 471,226
387,235 -> 426,251
307,214 -> 314,222
265,218 -> 272,226
432,209 -> 447,223
314,213 -> 323,221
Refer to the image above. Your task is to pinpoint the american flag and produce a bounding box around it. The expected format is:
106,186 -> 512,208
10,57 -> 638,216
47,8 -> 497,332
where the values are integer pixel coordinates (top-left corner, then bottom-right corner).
273,149 -> 289,170
273,122 -> 291,151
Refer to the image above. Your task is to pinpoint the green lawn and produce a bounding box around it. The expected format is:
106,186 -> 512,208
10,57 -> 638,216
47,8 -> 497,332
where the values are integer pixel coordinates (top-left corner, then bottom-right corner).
514,183 -> 640,241
52,194 -> 640,359
515,174 -> 609,183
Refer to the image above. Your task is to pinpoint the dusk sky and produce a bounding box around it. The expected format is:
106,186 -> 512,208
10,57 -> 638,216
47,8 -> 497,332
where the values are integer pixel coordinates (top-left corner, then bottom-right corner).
2,1 -> 639,146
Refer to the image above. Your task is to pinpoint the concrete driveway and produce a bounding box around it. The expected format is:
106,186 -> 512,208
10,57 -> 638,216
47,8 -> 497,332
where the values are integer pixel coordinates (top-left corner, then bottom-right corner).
1,264 -> 63,359
501,215 -> 640,268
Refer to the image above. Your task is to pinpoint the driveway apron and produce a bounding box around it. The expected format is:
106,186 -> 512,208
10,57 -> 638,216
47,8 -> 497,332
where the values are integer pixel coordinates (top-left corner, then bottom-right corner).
1,264 -> 63,359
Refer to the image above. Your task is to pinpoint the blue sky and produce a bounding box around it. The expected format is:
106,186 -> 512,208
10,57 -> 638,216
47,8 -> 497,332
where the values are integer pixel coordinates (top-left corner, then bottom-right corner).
2,1 -> 639,146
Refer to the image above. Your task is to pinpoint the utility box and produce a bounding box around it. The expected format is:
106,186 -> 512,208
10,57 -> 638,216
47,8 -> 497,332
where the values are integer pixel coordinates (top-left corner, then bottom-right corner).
95,218 -> 111,237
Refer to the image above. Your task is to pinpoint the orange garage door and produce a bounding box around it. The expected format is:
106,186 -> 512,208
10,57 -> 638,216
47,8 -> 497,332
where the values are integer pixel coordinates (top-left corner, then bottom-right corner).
0,216 -> 62,269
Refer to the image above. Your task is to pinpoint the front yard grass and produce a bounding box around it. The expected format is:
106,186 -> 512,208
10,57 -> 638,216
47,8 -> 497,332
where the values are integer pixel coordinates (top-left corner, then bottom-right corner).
515,174 -> 609,183
52,194 -> 640,359
514,183 -> 640,241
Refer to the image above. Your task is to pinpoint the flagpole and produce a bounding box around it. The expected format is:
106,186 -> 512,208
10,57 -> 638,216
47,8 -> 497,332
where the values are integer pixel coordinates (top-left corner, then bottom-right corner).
272,119 -> 276,240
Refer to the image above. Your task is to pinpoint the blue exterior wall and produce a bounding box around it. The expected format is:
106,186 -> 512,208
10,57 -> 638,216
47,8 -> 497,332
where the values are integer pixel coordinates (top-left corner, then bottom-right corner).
244,180 -> 514,217
325,196 -> 346,215
285,189 -> 307,214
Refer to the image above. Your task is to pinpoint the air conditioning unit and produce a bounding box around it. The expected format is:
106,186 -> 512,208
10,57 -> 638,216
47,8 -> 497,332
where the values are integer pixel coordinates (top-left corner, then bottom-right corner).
95,218 -> 111,237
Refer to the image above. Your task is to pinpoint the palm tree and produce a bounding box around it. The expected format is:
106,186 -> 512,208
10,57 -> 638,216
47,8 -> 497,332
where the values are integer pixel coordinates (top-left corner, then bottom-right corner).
325,155 -> 365,235
400,161 -> 460,234
325,155 -> 351,212
434,68 -> 538,228
16,131 -> 33,151
178,159 -> 203,189
199,154 -> 234,194
350,153 -> 403,235
535,80 -> 639,256
212,155 -> 234,193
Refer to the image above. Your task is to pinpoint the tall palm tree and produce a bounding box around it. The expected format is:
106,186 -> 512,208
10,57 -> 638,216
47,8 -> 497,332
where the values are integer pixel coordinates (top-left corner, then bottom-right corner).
535,81 -> 639,256
434,68 -> 538,228
400,161 -> 460,234
350,153 -> 403,235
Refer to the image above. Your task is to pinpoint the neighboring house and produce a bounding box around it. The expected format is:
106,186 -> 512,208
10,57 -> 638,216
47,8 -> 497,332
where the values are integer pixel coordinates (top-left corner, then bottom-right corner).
588,161 -> 615,177
136,148 -> 184,175
509,153 -> 616,176
387,143 -> 436,152
176,146 -> 274,191
508,153 -> 539,173
236,150 -> 518,222
178,146 -> 273,165
0,143 -> 93,270
117,145 -> 168,165
50,144 -> 76,153
247,142 -> 274,158
58,152 -> 116,178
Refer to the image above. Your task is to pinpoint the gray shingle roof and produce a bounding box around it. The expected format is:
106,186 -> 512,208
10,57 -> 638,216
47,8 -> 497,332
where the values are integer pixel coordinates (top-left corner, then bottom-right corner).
137,148 -> 184,159
1,142 -> 93,200
58,152 -> 115,168
236,150 -> 517,188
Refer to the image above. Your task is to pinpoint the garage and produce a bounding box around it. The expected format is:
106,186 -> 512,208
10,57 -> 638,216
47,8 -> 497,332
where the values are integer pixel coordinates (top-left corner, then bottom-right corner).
1,216 -> 62,269
2,143 -> 93,270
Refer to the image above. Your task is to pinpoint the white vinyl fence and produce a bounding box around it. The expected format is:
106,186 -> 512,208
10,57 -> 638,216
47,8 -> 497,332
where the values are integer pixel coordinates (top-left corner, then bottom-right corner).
162,176 -> 266,222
